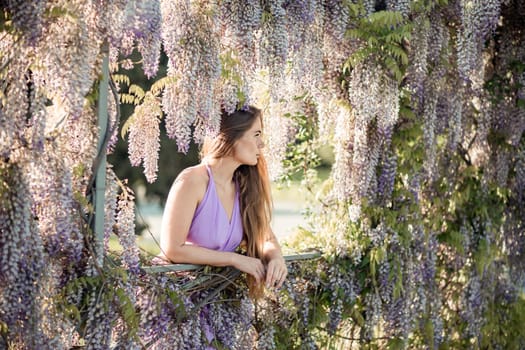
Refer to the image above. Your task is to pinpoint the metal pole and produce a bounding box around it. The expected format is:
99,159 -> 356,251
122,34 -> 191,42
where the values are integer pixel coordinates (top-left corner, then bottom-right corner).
141,251 -> 322,273
94,40 -> 109,265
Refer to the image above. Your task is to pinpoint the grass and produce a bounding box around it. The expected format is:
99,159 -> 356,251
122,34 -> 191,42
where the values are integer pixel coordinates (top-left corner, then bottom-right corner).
108,233 -> 161,258
272,166 -> 331,201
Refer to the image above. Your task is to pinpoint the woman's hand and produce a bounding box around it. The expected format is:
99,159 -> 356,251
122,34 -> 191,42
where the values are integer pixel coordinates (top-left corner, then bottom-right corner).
265,256 -> 287,289
232,254 -> 266,284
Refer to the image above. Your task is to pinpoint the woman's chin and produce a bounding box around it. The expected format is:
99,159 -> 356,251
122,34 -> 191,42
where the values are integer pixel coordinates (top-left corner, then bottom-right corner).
241,160 -> 258,166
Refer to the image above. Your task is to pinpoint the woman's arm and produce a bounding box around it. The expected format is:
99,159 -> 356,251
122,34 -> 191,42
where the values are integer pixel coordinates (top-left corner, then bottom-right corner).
263,229 -> 288,289
159,169 -> 266,283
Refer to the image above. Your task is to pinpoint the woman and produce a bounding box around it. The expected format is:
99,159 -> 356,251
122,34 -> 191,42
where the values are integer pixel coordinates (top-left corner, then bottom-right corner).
159,106 -> 287,297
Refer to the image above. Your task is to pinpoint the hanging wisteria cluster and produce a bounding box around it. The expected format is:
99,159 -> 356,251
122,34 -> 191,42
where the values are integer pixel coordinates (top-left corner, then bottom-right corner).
1,0 -> 525,349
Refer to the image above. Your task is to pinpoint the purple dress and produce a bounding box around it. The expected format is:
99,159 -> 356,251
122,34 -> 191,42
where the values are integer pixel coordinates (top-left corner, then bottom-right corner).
186,164 -> 243,252
188,164 -> 243,348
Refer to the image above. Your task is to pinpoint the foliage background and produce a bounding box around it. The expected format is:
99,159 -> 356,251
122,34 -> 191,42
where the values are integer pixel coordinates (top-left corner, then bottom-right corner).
1,0 -> 525,349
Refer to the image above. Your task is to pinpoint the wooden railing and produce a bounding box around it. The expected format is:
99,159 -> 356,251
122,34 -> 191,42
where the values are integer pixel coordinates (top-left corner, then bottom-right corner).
141,251 -> 321,274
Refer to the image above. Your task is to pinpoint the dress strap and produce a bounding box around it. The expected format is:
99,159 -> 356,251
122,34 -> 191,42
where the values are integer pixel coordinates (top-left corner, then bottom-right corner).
204,162 -> 213,179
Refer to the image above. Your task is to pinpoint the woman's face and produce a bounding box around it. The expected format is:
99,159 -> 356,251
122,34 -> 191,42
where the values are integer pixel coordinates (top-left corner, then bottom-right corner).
233,117 -> 265,166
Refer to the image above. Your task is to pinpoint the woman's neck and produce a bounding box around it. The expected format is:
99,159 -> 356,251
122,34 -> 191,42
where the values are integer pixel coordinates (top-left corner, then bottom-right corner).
204,156 -> 239,187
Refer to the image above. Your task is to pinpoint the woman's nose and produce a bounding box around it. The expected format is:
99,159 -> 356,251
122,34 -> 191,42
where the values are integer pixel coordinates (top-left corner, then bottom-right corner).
258,139 -> 265,149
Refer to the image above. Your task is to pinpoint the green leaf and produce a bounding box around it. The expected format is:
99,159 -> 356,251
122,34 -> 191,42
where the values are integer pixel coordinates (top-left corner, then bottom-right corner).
345,28 -> 362,40
73,163 -> 86,178
64,304 -> 81,323
392,263 -> 404,299
473,238 -> 493,276
0,320 -> 8,334
369,10 -> 404,28
348,3 -> 366,17
367,36 -> 379,46
120,93 -> 136,105
387,338 -> 405,350
115,287 -> 139,337
390,45 -> 409,65
423,318 -> 434,345
112,74 -> 130,87
352,306 -> 365,327
151,76 -> 178,96
128,84 -> 145,100
45,5 -> 73,19
438,229 -> 464,253
167,289 -> 187,321
121,114 -> 136,138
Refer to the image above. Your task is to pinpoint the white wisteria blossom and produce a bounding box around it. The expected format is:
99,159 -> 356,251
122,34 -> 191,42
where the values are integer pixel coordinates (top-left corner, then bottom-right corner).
128,93 -> 162,183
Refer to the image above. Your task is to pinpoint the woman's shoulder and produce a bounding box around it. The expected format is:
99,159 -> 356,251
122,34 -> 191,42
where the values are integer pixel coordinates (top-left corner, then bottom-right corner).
170,163 -> 209,200
175,163 -> 208,185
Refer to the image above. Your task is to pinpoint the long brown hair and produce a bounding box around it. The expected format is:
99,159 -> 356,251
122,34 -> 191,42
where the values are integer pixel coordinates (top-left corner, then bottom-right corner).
201,106 -> 272,298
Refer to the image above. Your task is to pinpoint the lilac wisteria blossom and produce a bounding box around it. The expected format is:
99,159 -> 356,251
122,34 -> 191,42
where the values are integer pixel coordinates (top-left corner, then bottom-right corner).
1,0 -> 525,348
